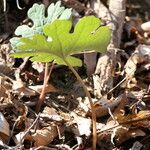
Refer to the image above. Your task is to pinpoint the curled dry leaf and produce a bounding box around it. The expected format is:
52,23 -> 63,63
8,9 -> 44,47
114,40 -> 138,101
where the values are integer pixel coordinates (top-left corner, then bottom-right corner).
0,112 -> 10,143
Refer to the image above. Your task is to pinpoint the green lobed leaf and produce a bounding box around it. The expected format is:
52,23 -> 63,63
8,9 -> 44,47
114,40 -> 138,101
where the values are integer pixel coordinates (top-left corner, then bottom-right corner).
11,16 -> 111,67
10,1 -> 72,50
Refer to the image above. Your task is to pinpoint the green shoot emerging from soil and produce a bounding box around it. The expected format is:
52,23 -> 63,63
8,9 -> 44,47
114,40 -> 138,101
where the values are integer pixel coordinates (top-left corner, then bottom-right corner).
10,2 -> 111,150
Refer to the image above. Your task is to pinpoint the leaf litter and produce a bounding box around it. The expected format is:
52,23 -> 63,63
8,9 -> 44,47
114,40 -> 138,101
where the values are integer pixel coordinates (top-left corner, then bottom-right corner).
0,0 -> 150,150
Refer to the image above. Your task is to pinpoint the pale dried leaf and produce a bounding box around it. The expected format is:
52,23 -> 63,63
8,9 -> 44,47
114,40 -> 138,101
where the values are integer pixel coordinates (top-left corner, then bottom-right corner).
71,112 -> 91,136
32,62 -> 44,73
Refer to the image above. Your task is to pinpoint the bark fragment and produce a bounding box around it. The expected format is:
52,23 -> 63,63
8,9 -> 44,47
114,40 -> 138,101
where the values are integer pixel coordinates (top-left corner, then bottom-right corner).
92,0 -> 126,98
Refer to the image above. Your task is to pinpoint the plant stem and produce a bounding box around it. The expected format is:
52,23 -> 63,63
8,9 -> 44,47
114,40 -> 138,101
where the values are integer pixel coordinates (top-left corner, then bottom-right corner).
64,59 -> 97,150
36,62 -> 54,113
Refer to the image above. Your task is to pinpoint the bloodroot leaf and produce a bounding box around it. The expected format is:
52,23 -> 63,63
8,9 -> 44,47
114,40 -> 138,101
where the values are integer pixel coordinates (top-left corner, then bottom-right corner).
11,16 -> 111,67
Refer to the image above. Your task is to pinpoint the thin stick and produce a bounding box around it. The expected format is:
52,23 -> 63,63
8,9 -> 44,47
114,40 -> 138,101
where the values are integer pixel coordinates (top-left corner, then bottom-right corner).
64,59 -> 97,150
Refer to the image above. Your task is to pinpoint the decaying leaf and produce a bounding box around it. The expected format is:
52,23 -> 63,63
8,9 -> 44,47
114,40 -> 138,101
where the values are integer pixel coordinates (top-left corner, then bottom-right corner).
31,125 -> 58,147
131,141 -> 143,150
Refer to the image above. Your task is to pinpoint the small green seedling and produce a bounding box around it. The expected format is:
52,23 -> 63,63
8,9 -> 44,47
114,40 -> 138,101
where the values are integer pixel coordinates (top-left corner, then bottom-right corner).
10,2 -> 111,150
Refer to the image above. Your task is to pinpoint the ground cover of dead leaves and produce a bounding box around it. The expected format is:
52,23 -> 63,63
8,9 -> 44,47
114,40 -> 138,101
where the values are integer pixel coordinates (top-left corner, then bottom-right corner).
0,10 -> 150,150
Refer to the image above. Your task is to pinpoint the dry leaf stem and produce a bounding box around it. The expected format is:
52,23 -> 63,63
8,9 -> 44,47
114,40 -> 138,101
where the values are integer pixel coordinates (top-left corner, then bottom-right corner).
36,62 -> 54,113
64,59 -> 97,150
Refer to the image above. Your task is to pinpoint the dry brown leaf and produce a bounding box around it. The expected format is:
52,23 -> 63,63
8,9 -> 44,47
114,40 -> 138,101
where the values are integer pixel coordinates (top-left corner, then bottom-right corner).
14,124 -> 59,147
31,125 -> 58,147
98,94 -> 150,146
12,77 -> 57,96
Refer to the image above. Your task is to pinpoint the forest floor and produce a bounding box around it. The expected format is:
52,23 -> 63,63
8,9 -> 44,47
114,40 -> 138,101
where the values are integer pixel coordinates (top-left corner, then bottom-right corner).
0,0 -> 150,150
